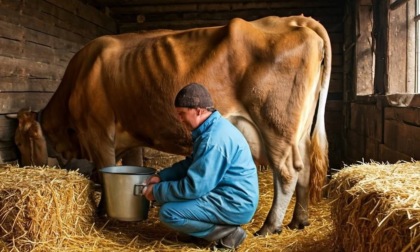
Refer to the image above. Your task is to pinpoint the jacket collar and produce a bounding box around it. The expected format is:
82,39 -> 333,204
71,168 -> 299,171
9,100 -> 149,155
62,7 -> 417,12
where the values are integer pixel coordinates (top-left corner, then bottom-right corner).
192,110 -> 220,141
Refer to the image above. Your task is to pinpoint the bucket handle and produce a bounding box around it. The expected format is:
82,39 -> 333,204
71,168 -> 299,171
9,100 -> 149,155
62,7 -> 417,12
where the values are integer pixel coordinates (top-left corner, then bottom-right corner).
134,184 -> 146,196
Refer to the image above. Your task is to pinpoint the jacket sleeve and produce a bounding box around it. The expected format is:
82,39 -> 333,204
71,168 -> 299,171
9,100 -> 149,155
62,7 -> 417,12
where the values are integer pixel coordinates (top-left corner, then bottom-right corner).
158,155 -> 193,181
153,143 -> 228,203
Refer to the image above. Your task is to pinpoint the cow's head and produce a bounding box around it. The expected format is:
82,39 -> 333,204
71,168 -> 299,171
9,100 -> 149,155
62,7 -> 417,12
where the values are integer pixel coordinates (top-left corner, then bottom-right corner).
12,108 -> 48,166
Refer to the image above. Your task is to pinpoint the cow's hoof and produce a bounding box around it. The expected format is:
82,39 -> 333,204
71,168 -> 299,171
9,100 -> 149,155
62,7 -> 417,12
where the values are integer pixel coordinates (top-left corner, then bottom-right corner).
96,206 -> 107,218
253,231 -> 263,237
93,183 -> 102,191
287,220 -> 310,230
253,227 -> 282,236
273,228 -> 282,234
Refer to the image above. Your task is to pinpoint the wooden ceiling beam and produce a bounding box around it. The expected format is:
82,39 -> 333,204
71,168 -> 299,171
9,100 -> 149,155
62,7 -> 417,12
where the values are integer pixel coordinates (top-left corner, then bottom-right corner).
110,2 -> 340,15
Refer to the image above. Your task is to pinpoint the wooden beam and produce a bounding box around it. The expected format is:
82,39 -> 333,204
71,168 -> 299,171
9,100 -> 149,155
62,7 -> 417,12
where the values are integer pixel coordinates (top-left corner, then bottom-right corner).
372,0 -> 388,94
389,0 -> 411,11
111,2 -> 340,15
91,0 -> 341,6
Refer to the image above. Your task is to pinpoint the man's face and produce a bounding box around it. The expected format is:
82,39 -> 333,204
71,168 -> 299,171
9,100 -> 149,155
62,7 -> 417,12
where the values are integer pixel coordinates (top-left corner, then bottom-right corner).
176,107 -> 201,131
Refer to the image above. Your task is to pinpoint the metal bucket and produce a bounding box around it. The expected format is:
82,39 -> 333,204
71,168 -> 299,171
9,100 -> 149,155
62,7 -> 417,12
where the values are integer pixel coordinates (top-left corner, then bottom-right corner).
100,166 -> 156,221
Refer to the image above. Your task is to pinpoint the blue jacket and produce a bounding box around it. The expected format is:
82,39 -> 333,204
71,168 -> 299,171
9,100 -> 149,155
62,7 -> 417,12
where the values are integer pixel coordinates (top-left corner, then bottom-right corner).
153,111 -> 259,224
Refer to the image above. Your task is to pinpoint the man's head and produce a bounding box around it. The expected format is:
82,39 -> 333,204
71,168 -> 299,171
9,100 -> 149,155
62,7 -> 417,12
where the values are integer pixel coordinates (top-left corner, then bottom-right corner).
174,83 -> 215,131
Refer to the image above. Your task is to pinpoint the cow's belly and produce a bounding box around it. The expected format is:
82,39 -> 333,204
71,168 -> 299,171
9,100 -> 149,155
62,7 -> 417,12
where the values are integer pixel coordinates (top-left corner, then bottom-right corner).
114,111 -> 268,167
114,121 -> 192,156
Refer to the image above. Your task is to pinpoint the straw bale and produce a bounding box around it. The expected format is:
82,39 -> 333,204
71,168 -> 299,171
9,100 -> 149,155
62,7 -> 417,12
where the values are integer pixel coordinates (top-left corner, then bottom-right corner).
327,161 -> 420,252
0,166 -> 96,251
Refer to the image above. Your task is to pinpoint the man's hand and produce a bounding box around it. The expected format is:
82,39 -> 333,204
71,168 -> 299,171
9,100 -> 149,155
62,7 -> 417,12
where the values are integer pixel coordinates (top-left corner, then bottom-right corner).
146,174 -> 161,185
142,184 -> 155,201
142,174 -> 161,201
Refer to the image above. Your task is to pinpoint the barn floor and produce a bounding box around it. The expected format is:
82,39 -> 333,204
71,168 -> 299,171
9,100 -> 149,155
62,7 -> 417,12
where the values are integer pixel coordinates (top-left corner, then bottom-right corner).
90,169 -> 335,252
74,150 -> 336,252
98,149 -> 336,251
0,149 -> 336,251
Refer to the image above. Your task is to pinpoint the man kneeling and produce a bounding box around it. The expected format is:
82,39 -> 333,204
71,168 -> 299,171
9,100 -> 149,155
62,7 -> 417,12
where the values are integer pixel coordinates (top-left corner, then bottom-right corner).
143,83 -> 259,249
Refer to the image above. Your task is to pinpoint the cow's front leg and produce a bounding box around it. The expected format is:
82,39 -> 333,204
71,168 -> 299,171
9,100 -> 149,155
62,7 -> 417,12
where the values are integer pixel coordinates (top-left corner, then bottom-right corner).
118,146 -> 144,166
255,157 -> 298,236
78,130 -> 116,217
94,151 -> 116,218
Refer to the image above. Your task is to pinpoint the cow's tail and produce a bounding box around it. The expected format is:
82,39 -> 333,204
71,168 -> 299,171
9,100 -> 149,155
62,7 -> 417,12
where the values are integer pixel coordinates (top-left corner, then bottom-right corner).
309,19 -> 331,204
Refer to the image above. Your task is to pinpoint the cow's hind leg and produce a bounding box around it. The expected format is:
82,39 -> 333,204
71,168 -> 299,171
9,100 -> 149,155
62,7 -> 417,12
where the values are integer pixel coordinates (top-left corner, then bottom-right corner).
287,136 -> 311,229
255,146 -> 299,236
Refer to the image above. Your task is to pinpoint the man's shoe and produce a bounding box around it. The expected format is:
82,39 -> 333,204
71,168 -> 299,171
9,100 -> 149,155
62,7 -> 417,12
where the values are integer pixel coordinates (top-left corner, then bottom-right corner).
216,226 -> 246,249
203,225 -> 247,249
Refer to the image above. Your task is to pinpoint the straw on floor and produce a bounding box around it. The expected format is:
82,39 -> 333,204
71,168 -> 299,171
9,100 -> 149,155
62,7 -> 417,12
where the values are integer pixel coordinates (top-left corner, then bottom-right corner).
0,150 -> 335,251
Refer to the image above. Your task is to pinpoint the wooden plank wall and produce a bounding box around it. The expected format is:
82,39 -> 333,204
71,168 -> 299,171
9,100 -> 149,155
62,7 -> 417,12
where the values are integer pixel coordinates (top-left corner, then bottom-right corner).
0,0 -> 116,163
0,0 -> 345,168
343,0 -> 420,165
0,0 -> 116,113
114,1 -> 343,32
383,106 -> 420,162
345,99 -> 420,164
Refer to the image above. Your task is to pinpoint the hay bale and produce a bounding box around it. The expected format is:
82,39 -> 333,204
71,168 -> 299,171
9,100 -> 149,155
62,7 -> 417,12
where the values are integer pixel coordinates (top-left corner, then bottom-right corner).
327,161 -> 420,252
0,166 -> 96,251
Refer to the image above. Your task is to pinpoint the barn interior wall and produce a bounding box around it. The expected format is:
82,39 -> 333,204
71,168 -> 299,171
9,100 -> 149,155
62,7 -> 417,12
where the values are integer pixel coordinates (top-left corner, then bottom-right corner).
343,0 -> 420,165
0,0 -> 117,113
0,0 -> 117,163
0,0 -> 346,170
0,0 -> 416,221
345,98 -> 420,164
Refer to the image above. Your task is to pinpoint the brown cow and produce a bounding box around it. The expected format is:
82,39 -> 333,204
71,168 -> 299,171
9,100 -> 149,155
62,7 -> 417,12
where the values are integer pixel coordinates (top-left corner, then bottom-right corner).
16,15 -> 331,236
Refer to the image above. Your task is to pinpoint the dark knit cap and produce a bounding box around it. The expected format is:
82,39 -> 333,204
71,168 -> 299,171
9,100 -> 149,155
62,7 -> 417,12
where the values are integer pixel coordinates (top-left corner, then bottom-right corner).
174,83 -> 214,109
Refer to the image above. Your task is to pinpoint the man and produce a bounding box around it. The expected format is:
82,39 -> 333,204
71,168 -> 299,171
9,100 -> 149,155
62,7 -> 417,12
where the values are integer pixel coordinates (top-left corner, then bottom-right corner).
143,83 -> 259,249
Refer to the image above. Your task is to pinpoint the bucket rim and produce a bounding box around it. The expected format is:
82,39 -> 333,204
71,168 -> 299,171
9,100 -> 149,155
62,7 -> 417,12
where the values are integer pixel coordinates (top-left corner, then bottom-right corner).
100,165 -> 156,175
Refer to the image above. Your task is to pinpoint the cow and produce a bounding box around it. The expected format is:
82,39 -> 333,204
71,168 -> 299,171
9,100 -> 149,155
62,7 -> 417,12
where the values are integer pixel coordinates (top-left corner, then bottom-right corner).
14,15 -> 331,236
